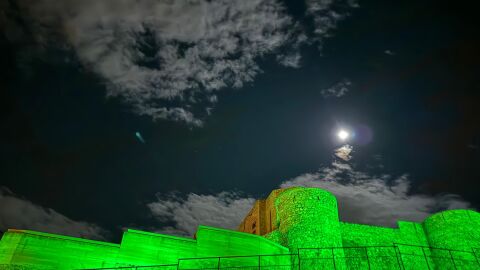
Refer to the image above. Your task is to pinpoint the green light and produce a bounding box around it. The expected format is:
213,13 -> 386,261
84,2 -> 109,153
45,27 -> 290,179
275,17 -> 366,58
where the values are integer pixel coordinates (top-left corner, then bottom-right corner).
1,187 -> 479,269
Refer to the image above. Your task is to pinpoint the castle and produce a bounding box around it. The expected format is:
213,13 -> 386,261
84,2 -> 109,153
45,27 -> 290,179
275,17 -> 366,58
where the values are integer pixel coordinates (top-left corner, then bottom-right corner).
1,187 -> 479,269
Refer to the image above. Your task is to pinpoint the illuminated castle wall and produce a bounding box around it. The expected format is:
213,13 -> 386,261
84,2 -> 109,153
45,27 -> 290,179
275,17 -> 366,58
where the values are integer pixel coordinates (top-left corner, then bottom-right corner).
1,187 -> 479,269
239,187 -> 344,250
239,187 -> 433,248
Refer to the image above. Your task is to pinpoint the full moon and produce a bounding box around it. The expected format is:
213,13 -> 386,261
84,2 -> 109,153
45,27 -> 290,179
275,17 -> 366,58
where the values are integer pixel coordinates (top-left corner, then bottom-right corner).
337,130 -> 350,141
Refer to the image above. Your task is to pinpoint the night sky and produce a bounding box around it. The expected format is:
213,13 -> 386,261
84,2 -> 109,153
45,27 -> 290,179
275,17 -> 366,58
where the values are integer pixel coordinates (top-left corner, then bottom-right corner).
1,0 -> 479,241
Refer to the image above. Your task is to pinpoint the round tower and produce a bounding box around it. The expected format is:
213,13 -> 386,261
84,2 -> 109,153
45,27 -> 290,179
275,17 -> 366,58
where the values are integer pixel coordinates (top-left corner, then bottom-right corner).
423,209 -> 480,251
274,187 -> 343,251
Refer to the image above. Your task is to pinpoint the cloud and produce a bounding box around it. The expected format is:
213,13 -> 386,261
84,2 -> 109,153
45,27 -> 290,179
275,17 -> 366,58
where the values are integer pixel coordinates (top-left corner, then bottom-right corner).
281,162 -> 472,227
147,161 -> 471,235
8,0 -> 305,126
467,144 -> 478,150
147,191 -> 255,236
334,144 -> 353,161
276,52 -> 303,69
7,0 -> 358,126
384,50 -> 396,56
321,78 -> 352,98
305,0 -> 359,46
0,187 -> 106,240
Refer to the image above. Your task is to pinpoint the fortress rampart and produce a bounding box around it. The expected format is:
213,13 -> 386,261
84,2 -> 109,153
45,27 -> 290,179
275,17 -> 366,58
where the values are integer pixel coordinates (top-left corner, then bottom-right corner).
1,187 -> 479,269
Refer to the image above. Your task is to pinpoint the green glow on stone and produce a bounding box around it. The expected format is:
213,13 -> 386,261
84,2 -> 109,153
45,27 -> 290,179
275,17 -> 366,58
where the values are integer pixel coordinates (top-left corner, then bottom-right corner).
1,187 -> 479,269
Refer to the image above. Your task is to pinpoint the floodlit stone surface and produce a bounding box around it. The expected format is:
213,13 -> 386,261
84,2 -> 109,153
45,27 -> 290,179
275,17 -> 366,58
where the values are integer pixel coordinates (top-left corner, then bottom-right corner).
1,187 -> 479,269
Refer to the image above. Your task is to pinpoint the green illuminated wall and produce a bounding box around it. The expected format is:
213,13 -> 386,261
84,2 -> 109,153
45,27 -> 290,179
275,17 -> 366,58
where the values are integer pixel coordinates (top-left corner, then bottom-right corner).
274,188 -> 342,251
1,187 -> 479,269
0,229 -> 120,269
423,210 -> 480,269
0,226 -> 289,269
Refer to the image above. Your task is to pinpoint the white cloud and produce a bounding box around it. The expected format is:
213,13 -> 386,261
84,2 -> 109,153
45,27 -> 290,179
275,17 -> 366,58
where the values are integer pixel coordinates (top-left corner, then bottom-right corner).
9,0 -> 359,125
276,52 -> 303,68
334,144 -> 353,161
384,50 -> 395,55
11,0 -> 308,126
281,162 -> 471,227
0,187 -> 106,240
305,0 -> 359,44
147,192 -> 255,236
321,78 -> 351,97
147,161 -> 471,235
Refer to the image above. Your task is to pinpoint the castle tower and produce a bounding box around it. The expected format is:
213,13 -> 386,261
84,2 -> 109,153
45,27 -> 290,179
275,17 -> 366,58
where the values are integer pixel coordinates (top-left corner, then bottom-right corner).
423,209 -> 480,268
239,187 -> 343,252
274,187 -> 343,251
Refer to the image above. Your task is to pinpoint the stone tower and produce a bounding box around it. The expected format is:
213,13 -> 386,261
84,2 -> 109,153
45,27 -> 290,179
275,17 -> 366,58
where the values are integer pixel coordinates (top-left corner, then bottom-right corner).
238,187 -> 343,251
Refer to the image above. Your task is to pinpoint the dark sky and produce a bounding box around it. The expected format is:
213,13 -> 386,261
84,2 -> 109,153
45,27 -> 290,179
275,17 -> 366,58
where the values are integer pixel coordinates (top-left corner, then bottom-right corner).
1,0 -> 479,240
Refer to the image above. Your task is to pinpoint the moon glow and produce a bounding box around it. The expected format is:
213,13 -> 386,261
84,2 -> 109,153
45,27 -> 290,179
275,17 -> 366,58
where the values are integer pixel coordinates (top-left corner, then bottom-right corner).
337,129 -> 350,141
